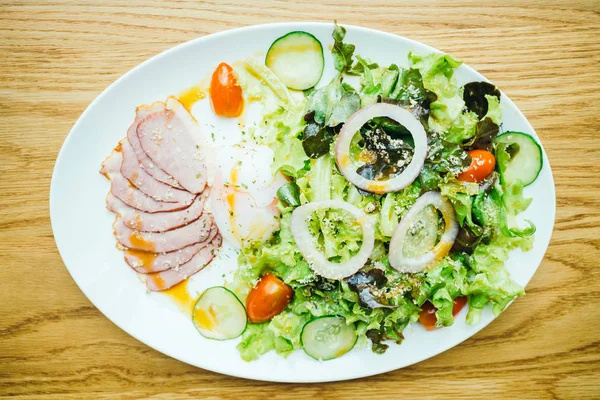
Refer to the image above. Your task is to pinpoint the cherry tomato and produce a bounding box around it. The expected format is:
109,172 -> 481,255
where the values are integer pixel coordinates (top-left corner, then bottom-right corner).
457,150 -> 496,183
452,296 -> 468,315
246,274 -> 293,323
419,301 -> 438,331
210,62 -> 243,117
419,296 -> 468,331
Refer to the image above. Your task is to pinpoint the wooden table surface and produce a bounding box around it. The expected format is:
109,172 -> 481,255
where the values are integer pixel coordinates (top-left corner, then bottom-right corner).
2,0 -> 599,398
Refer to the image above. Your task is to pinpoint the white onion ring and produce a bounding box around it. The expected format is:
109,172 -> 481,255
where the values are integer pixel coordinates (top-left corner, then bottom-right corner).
389,192 -> 459,273
335,103 -> 428,194
290,200 -> 375,279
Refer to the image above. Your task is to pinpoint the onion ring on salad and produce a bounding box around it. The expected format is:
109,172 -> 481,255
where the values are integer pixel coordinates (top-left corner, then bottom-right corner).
334,103 -> 428,194
290,200 -> 375,280
389,192 -> 459,273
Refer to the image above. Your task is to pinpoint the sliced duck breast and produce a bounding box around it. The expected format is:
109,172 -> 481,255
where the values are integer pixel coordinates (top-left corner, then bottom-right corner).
123,226 -> 218,273
105,190 -> 207,232
101,149 -> 191,213
143,234 -> 222,291
120,139 -> 194,204
113,213 -> 213,253
127,102 -> 183,189
137,97 -> 207,194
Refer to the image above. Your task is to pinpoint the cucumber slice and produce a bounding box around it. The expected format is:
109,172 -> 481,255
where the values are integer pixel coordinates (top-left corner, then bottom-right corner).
301,316 -> 357,361
494,132 -> 543,186
192,286 -> 247,340
402,205 -> 439,258
266,31 -> 324,90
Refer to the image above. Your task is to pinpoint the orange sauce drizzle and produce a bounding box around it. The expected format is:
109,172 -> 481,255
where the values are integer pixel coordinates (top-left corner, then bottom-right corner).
133,214 -> 143,230
178,84 -> 207,111
128,231 -> 155,252
124,248 -> 157,272
366,181 -> 387,194
161,280 -> 196,314
149,272 -> 166,290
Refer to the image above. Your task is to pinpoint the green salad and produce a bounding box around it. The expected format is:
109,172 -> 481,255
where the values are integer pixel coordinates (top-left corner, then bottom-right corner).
193,24 -> 542,362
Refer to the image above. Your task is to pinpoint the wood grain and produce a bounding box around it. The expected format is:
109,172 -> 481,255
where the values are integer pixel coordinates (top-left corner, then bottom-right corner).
1,0 -> 599,398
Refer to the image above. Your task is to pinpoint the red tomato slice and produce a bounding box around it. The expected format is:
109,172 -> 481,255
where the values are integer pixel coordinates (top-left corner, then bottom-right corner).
457,150 -> 496,183
419,296 -> 468,331
210,62 -> 243,117
246,274 -> 293,324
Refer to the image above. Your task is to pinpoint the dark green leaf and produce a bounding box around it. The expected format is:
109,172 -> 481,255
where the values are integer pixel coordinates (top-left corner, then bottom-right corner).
302,122 -> 334,159
331,23 -> 356,73
307,78 -> 360,128
463,81 -> 501,119
381,68 -> 399,97
419,164 -> 442,191
390,68 -> 437,108
426,136 -> 472,175
277,182 -> 301,207
328,91 -> 361,126
465,117 -> 499,152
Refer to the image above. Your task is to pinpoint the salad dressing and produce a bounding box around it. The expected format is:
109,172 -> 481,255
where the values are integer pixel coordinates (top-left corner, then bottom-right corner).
178,84 -> 207,111
123,248 -> 157,271
226,165 -> 242,240
128,231 -> 155,252
161,279 -> 196,314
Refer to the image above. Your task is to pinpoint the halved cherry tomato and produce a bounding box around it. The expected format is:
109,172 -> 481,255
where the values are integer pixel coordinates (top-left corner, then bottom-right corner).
419,301 -> 438,331
452,296 -> 468,315
246,274 -> 293,323
457,149 -> 496,183
210,62 -> 243,117
419,296 -> 468,331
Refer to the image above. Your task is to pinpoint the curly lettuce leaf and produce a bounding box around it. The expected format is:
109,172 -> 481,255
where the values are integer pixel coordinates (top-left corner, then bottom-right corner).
484,94 -> 502,125
237,323 -> 294,361
332,23 -> 356,74
261,106 -> 309,177
379,181 -> 421,237
408,51 -> 464,133
465,234 -> 531,324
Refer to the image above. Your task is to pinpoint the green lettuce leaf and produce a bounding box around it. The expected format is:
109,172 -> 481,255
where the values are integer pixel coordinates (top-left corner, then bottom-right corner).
408,51 -> 464,133
484,94 -> 502,125
379,181 -> 421,237
332,23 -> 356,74
465,233 -> 531,324
237,323 -> 294,361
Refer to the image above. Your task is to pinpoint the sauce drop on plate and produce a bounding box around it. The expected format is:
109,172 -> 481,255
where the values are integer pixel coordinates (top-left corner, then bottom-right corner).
178,84 -> 207,111
160,279 -> 196,314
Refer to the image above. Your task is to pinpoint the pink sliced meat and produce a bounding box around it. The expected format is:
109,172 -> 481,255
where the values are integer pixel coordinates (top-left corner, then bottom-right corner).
100,143 -> 125,177
106,190 -> 208,232
109,174 -> 191,213
144,234 -> 222,291
120,139 -> 194,204
113,212 -> 213,253
137,98 -> 207,194
127,102 -> 183,189
101,149 -> 191,213
124,226 -> 218,273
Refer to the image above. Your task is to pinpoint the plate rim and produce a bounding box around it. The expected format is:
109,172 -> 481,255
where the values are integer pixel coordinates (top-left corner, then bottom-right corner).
49,21 -> 556,383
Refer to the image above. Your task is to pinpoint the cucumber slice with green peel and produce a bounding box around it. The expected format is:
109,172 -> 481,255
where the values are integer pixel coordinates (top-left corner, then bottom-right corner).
402,205 -> 440,259
301,316 -> 357,360
266,31 -> 324,91
494,132 -> 543,187
192,286 -> 247,340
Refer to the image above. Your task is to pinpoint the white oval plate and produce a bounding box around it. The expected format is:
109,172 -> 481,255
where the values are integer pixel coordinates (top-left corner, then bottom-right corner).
50,22 -> 555,383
